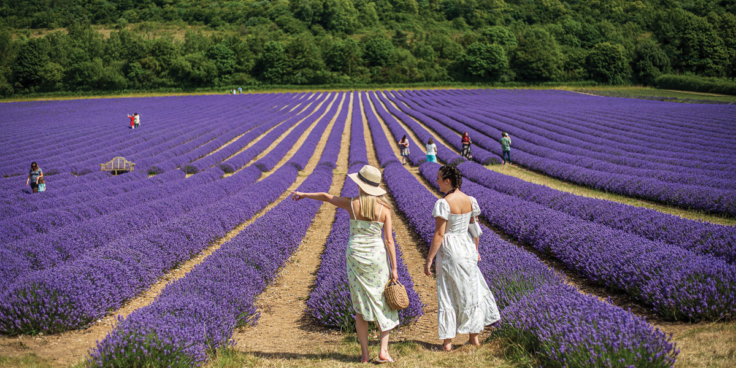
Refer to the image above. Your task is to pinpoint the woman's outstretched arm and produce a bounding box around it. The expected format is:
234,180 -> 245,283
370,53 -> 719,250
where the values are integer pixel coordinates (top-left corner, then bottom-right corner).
383,213 -> 399,281
425,217 -> 446,276
291,191 -> 352,211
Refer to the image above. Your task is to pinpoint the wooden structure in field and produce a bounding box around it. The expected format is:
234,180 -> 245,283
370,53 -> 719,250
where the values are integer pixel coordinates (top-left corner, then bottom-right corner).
100,157 -> 135,175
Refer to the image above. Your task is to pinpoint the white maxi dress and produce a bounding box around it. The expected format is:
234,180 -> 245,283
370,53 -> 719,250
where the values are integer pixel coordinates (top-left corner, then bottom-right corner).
433,197 -> 501,339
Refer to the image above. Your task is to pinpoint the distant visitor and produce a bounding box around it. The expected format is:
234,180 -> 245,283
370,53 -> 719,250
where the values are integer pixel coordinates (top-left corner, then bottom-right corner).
398,135 -> 410,165
26,161 -> 43,194
426,138 -> 437,163
461,132 -> 472,160
500,132 -> 511,164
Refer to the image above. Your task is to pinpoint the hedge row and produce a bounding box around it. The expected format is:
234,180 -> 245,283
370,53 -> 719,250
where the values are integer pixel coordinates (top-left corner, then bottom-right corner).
655,74 -> 736,96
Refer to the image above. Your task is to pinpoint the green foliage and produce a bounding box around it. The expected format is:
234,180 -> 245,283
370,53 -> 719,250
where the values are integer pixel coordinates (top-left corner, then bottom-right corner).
458,42 -> 508,81
1,0 -> 735,93
633,40 -> 670,86
512,27 -> 562,82
586,42 -> 629,85
655,74 -> 736,96
362,34 -> 395,67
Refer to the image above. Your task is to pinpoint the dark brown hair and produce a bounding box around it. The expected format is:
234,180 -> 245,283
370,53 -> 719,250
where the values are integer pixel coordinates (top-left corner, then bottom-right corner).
438,165 -> 462,197
428,138 -> 434,145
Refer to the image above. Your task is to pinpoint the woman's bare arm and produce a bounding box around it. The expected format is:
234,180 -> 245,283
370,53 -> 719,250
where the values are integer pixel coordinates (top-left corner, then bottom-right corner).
291,191 -> 352,211
425,217 -> 446,275
383,212 -> 399,281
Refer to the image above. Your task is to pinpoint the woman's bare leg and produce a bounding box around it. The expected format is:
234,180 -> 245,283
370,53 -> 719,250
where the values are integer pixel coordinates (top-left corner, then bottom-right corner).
355,314 -> 370,362
377,325 -> 393,361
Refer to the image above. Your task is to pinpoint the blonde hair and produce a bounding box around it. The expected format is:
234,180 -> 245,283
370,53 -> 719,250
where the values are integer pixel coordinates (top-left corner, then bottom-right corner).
358,189 -> 392,221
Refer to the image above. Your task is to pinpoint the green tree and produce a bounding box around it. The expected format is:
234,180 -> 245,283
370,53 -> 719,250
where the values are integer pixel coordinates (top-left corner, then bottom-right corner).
632,40 -> 670,85
325,38 -> 363,76
458,42 -> 508,81
511,27 -> 562,82
480,26 -> 517,48
362,35 -> 395,67
207,43 -> 237,77
586,42 -> 629,84
257,41 -> 288,84
170,53 -> 218,86
12,38 -> 49,90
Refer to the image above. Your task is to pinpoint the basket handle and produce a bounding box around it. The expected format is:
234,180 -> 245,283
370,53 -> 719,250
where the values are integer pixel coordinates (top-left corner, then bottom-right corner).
386,279 -> 403,288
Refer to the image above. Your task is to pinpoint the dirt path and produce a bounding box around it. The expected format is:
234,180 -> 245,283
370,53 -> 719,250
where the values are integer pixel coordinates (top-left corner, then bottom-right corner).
0,93 -> 340,367
360,94 -> 493,347
231,93 -> 351,354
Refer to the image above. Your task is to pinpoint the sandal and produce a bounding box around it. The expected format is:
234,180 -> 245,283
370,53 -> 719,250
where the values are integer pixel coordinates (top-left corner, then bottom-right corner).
373,357 -> 395,364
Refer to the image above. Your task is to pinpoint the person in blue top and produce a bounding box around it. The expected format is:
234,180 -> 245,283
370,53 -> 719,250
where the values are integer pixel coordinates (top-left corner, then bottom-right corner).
26,162 -> 43,194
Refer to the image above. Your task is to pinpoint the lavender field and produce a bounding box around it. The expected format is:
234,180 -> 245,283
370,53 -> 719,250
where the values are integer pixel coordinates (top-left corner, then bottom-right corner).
0,90 -> 734,367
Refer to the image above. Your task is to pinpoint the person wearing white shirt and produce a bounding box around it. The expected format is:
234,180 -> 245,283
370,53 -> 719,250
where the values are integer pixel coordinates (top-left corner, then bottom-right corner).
133,113 -> 140,128
426,138 -> 437,163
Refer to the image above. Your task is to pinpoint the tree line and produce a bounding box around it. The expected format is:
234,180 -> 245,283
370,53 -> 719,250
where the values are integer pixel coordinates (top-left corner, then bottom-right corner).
1,0 -> 735,96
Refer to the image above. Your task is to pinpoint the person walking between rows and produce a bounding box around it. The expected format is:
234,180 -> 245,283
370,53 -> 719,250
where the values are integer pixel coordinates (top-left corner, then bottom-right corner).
425,165 -> 500,352
500,132 -> 511,164
26,162 -> 43,194
134,113 -> 140,128
461,132 -> 472,160
426,138 -> 437,163
128,113 -> 135,129
292,165 -> 399,364
399,135 -> 410,165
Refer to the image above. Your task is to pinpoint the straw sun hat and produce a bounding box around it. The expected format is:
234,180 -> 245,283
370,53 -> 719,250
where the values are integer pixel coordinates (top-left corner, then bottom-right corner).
347,165 -> 386,196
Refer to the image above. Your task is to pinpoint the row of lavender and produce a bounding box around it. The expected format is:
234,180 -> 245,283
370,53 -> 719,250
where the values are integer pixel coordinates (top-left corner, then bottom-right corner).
0,94 -> 337,334
414,90 -> 736,185
390,162 -> 678,367
307,92 -> 424,329
87,102 -> 354,366
389,90 -> 736,215
369,90 -> 736,320
0,93 -> 327,246
371,89 -> 736,325
361,96 -> 677,367
360,91 -> 678,367
0,99 -> 318,280
1,96 -> 247,177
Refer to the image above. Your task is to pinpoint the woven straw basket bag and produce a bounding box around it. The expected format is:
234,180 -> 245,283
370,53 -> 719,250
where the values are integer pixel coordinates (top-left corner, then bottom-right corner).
384,279 -> 410,310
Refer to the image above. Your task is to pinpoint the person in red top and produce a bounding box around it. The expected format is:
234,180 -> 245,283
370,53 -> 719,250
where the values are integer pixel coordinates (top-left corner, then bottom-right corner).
127,114 -> 136,129
461,132 -> 472,160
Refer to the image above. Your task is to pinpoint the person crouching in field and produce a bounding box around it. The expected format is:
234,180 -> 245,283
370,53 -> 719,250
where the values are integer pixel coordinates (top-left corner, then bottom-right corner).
292,165 -> 399,364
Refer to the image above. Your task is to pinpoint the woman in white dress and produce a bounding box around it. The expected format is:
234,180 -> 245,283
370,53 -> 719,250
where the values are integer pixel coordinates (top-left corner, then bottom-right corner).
424,165 -> 500,351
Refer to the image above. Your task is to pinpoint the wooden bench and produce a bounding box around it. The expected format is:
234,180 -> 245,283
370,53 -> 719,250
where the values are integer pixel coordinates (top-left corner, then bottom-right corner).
100,157 -> 135,175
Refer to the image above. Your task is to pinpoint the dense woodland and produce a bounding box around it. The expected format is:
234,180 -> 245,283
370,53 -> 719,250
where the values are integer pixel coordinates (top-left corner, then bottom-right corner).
0,0 -> 735,95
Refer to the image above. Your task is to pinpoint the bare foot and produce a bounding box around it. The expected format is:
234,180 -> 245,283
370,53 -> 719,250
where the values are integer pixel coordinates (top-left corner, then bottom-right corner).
468,334 -> 481,346
377,351 -> 394,363
442,342 -> 452,352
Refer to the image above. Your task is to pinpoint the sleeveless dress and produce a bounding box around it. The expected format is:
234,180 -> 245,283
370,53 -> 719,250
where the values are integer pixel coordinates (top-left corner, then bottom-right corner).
433,197 -> 500,339
346,199 -> 399,331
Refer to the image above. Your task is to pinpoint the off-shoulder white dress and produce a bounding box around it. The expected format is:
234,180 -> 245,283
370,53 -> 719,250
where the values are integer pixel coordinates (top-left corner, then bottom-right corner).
432,197 -> 500,339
